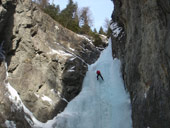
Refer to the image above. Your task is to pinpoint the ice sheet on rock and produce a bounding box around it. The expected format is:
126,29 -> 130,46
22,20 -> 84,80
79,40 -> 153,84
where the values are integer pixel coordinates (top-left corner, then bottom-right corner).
43,38 -> 132,128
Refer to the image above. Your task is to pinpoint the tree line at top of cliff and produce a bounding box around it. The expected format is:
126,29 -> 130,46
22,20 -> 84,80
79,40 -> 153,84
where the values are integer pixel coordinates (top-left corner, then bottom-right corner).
32,0 -> 112,47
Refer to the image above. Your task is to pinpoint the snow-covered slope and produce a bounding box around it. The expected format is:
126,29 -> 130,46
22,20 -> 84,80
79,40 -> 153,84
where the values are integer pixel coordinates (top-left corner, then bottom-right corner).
42,38 -> 132,128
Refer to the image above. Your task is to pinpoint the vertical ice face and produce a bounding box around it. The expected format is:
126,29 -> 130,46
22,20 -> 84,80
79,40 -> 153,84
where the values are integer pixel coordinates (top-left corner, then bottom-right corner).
43,38 -> 132,128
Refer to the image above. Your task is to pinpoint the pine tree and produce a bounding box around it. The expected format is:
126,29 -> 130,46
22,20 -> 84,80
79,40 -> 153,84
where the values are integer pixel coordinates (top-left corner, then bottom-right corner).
106,28 -> 112,37
99,27 -> 106,35
104,18 -> 112,37
93,28 -> 97,33
59,0 -> 77,27
79,7 -> 93,35
92,34 -> 103,46
81,24 -> 91,34
79,7 -> 92,27
41,0 -> 81,33
43,4 -> 60,20
69,3 -> 80,33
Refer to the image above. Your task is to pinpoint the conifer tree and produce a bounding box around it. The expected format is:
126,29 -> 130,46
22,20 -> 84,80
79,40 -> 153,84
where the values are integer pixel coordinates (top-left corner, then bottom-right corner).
43,4 -> 60,20
106,28 -> 112,37
79,7 -> 93,35
93,28 -> 97,33
70,3 -> 81,33
104,18 -> 112,37
59,0 -> 77,27
99,27 -> 106,35
79,7 -> 92,27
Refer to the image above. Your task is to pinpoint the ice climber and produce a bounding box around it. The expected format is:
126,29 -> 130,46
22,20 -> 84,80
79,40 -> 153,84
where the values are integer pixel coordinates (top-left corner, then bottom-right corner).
96,70 -> 104,81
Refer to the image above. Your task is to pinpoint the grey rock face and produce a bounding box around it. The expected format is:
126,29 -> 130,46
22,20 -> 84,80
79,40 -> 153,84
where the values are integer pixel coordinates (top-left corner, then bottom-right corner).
0,0 -> 100,126
112,0 -> 170,127
0,62 -> 31,128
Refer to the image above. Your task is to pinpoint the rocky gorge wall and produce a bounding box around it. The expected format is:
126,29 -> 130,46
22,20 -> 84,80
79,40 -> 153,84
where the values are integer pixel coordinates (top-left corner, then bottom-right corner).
111,0 -> 170,127
0,0 -> 100,127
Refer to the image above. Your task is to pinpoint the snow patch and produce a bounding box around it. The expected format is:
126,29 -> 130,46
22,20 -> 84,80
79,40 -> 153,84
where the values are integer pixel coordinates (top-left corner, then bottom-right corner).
57,92 -> 68,103
100,34 -> 107,39
50,89 -> 55,93
69,57 -> 76,61
56,42 -> 60,45
6,83 -> 23,111
41,95 -> 53,105
69,46 -> 75,51
34,93 -> 40,98
51,42 -> 88,65
5,120 -> 16,128
55,25 -> 59,30
77,34 -> 94,46
110,22 -> 122,38
68,69 -> 75,72
96,46 -> 105,51
68,66 -> 75,72
99,34 -> 108,44
144,93 -> 147,98
48,48 -> 73,57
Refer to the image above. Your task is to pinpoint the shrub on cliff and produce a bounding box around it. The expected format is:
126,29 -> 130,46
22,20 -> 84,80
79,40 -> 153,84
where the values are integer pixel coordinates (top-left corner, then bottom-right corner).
92,34 -> 104,47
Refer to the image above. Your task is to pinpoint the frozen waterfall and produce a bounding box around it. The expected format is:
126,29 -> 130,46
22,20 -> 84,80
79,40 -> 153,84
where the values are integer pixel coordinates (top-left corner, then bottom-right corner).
43,38 -> 132,128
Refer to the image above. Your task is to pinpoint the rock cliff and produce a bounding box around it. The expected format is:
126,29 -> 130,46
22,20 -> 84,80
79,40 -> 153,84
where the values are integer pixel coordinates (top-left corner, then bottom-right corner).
111,0 -> 170,127
0,0 -> 100,127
